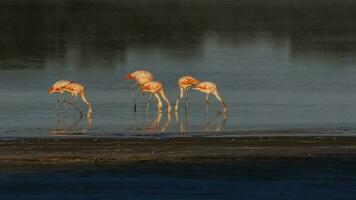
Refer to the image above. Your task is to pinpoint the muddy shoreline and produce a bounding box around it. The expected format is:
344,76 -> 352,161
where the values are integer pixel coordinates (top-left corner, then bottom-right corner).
1,136 -> 356,169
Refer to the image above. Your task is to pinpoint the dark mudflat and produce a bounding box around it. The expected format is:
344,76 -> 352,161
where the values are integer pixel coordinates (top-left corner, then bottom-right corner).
1,136 -> 356,169
1,157 -> 356,200
2,136 -> 356,200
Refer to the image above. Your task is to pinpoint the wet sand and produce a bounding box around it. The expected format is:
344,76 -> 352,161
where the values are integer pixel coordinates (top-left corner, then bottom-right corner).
2,136 -> 356,169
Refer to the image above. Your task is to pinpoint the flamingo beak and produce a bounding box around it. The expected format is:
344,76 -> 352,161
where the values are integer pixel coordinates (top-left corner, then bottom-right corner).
124,74 -> 132,80
191,79 -> 201,89
48,87 -> 55,94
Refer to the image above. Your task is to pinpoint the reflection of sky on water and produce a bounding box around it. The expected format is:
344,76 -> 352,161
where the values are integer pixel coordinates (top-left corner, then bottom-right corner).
2,1 -> 356,137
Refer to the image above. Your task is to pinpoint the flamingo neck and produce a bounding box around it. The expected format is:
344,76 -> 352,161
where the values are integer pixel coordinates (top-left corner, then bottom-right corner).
80,92 -> 93,114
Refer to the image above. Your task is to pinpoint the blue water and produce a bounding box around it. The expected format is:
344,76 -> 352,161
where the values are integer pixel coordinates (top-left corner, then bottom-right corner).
2,0 -> 356,137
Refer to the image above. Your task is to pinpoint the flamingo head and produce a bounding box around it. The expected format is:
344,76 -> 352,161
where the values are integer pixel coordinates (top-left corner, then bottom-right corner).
125,73 -> 135,80
190,78 -> 201,87
48,87 -> 59,94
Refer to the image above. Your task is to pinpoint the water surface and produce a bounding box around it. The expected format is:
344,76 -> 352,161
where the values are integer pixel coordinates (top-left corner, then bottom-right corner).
2,0 -> 356,137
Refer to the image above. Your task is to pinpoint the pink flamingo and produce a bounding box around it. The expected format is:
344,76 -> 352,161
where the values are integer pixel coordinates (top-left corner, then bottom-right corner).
192,81 -> 228,114
48,79 -> 72,110
174,75 -> 200,112
140,81 -> 171,113
125,70 -> 154,111
49,81 -> 93,116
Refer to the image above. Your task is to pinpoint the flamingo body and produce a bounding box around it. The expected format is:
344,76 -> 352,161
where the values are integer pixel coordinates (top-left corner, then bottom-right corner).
126,70 -> 154,86
191,81 -> 217,94
178,76 -> 200,89
141,81 -> 171,113
48,79 -> 72,94
62,82 -> 85,95
141,81 -> 162,93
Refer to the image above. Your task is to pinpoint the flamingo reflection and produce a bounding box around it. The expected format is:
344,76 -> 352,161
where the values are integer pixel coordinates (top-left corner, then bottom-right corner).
175,112 -> 227,133
130,112 -> 172,133
48,114 -> 93,136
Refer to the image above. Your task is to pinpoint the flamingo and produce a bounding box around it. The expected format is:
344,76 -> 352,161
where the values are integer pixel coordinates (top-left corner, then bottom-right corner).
125,70 -> 154,112
48,79 -> 73,110
49,81 -> 93,116
174,75 -> 200,112
192,81 -> 228,114
140,81 -> 172,113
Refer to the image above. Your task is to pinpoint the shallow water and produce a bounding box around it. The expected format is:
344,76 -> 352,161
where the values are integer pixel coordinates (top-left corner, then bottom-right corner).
2,0 -> 356,137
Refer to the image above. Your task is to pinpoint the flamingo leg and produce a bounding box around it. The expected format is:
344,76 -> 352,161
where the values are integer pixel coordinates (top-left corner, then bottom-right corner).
174,110 -> 180,124
138,87 -> 145,99
145,93 -> 153,112
154,93 -> 163,113
161,112 -> 172,132
130,82 -> 138,112
131,111 -> 136,130
206,93 -> 210,104
55,92 -> 69,111
205,93 -> 210,113
73,95 -> 77,105
87,116 -> 93,129
67,100 -> 83,116
205,116 -> 211,132
67,94 -> 74,105
63,94 -> 68,110
143,111 -> 151,130
216,114 -> 228,131
151,112 -> 162,130
184,88 -> 188,113
158,89 -> 172,113
183,112 -> 189,133
174,87 -> 184,112
212,91 -> 228,114
54,93 -> 62,111
80,92 -> 93,115
68,115 -> 83,129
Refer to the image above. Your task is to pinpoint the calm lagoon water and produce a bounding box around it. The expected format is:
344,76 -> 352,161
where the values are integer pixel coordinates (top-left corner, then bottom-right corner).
2,0 -> 356,137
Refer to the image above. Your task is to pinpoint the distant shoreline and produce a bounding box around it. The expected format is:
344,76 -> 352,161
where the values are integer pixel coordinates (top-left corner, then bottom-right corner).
1,136 -> 356,169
